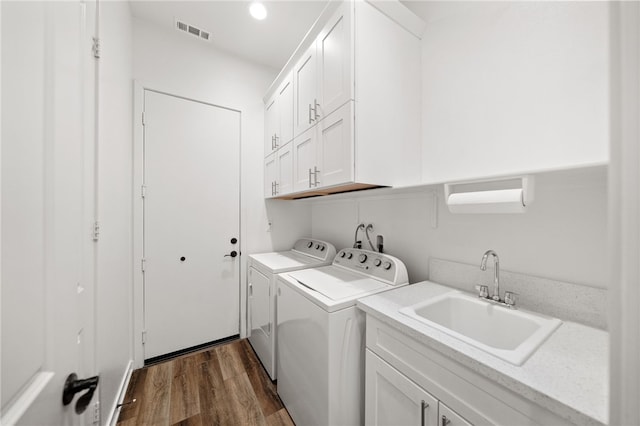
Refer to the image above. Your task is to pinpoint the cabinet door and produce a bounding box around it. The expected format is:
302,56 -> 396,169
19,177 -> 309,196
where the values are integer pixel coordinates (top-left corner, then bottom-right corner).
317,101 -> 353,188
264,152 -> 277,198
278,73 -> 294,146
439,402 -> 473,426
292,126 -> 318,192
293,44 -> 318,137
265,95 -> 278,156
277,142 -> 293,196
317,1 -> 353,119
248,267 -> 272,347
366,350 -> 439,426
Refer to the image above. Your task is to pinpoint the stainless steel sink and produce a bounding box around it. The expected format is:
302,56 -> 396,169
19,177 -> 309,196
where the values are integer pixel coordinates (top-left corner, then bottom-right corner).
399,291 -> 562,365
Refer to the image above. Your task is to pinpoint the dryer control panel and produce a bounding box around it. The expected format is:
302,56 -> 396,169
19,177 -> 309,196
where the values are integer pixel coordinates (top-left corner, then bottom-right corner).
333,248 -> 409,285
292,238 -> 337,261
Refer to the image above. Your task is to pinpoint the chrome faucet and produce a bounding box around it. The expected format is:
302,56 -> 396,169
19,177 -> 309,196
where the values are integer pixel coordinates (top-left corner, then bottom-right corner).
480,250 -> 500,302
353,223 -> 365,249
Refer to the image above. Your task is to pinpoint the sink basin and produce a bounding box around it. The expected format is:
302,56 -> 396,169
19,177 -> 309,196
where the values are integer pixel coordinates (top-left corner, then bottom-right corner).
399,291 -> 562,365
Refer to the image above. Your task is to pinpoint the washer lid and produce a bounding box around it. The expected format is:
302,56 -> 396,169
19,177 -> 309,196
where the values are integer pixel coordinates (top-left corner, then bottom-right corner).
249,251 -> 324,272
287,267 -> 388,301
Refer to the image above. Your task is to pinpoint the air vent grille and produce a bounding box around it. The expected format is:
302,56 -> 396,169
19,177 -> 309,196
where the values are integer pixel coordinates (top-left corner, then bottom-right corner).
175,19 -> 211,42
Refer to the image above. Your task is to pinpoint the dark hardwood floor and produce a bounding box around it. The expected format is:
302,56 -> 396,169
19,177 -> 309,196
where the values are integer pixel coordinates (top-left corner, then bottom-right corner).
116,339 -> 294,426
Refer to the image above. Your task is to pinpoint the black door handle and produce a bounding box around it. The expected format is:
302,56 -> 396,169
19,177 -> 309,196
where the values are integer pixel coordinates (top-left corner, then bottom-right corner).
62,373 -> 99,414
224,250 -> 238,258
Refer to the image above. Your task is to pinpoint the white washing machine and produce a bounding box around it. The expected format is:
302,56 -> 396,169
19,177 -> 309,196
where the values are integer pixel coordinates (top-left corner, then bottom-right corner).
276,248 -> 409,426
247,238 -> 336,380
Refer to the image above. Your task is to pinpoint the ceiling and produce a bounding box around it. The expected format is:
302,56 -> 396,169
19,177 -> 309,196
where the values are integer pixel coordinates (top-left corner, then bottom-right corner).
129,0 -> 330,71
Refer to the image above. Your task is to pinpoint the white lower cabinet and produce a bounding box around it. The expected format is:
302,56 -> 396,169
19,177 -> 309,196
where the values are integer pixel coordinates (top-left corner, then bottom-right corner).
439,402 -> 473,426
366,350 -> 439,426
364,316 -> 571,426
366,349 -> 470,426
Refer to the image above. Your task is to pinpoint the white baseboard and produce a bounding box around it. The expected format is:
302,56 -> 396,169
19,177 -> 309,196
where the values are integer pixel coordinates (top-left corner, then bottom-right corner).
105,360 -> 134,426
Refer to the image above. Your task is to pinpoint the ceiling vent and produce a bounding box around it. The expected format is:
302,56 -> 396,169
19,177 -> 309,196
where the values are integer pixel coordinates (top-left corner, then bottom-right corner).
175,19 -> 211,42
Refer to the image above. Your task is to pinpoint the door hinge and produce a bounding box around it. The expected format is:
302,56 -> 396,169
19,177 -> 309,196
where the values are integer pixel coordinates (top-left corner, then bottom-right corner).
92,222 -> 100,241
141,185 -> 146,199
142,330 -> 147,344
93,401 -> 100,424
141,258 -> 146,272
92,37 -> 100,59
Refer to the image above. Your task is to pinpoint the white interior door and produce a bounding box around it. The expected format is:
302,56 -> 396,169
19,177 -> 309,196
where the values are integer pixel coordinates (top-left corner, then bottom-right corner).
1,1 -> 98,424
143,90 -> 241,361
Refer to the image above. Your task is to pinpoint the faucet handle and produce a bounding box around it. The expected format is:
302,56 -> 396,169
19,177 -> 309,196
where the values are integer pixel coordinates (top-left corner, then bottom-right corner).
504,291 -> 517,307
476,285 -> 489,298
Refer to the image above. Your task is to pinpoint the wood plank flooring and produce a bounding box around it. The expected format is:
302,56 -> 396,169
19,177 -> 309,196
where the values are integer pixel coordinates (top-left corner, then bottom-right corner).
116,339 -> 294,426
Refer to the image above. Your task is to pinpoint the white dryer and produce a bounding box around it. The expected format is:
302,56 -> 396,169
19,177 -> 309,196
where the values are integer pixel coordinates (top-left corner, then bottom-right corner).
247,238 -> 336,380
276,248 -> 409,426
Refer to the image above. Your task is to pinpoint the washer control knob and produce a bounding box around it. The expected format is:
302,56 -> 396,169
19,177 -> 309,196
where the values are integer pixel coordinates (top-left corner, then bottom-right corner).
347,252 -> 353,259
358,254 -> 367,263
315,244 -> 320,249
307,241 -> 313,248
340,251 -> 346,258
374,259 -> 382,267
319,245 -> 325,251
382,261 -> 392,270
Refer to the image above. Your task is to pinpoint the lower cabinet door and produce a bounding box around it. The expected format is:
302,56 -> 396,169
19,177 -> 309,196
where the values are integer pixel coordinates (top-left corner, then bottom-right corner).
439,402 -> 473,426
365,349 -> 438,426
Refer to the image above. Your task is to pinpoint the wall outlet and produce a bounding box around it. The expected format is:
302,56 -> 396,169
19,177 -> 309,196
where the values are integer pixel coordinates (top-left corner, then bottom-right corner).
93,401 -> 100,425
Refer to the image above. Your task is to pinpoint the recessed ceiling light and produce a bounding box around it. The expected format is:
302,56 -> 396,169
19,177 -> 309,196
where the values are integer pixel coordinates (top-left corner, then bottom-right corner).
249,2 -> 267,20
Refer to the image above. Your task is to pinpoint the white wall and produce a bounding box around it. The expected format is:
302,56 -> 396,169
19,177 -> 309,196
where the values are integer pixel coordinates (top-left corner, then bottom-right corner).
96,2 -> 134,423
312,168 -> 607,290
417,1 -> 609,183
132,17 -> 311,341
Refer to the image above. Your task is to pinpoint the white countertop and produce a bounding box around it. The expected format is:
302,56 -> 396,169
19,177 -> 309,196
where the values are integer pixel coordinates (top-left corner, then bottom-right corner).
357,280 -> 609,426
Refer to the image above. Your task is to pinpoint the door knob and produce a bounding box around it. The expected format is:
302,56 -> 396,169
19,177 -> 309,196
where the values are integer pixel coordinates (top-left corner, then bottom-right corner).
230,237 -> 238,244
62,373 -> 99,414
224,250 -> 238,258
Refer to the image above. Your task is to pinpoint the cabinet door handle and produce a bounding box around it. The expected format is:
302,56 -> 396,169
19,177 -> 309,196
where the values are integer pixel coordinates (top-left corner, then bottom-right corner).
308,103 -> 315,123
249,283 -> 253,297
275,181 -> 279,194
271,135 -> 275,150
314,98 -> 320,120
313,166 -> 320,187
272,181 -> 276,196
420,400 -> 429,426
441,415 -> 451,426
275,134 -> 279,148
308,168 -> 313,188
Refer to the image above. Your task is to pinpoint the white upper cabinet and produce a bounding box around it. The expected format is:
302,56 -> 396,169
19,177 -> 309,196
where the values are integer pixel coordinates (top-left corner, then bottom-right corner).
279,76 -> 294,147
293,45 -> 318,137
292,102 -> 353,192
293,126 -> 317,192
265,142 -> 294,198
316,1 -> 353,121
264,152 -> 277,198
264,96 -> 278,156
264,0 -> 424,198
316,101 -> 353,188
277,142 -> 294,195
265,72 -> 294,157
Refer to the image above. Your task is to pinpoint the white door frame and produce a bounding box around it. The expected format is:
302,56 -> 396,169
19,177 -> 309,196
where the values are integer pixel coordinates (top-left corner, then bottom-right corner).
132,81 -> 245,368
609,2 -> 640,425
